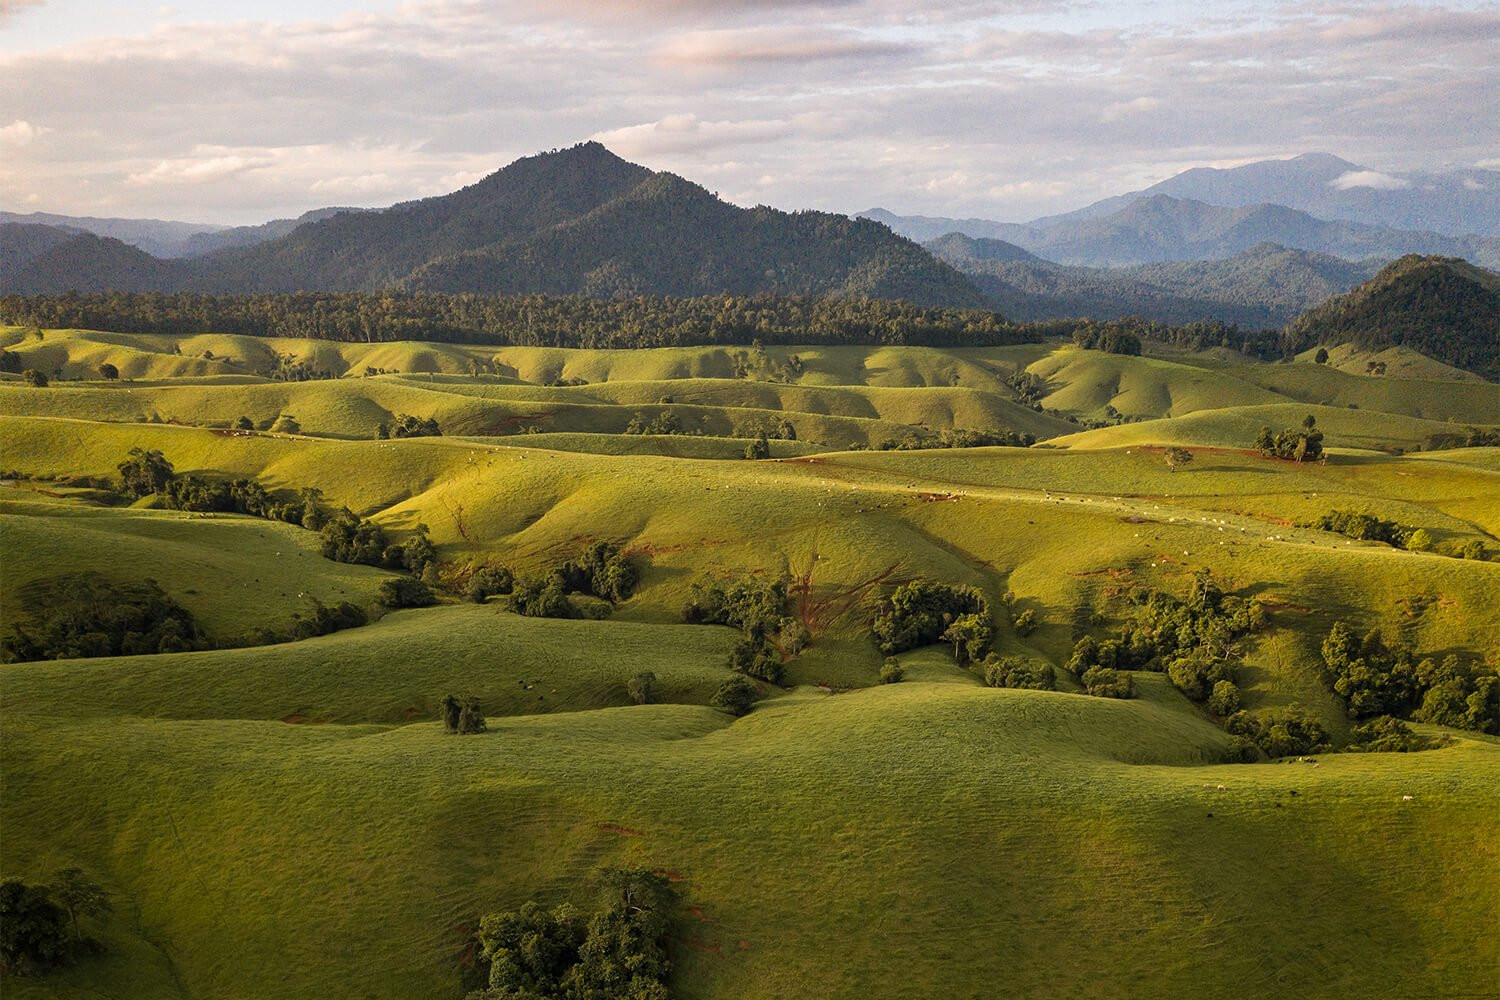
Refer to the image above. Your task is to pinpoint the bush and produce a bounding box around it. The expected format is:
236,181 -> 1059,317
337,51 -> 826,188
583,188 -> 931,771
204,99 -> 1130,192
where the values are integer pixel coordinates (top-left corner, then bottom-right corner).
97,362 -> 119,380
744,435 -> 771,460
982,654 -> 1055,691
440,694 -> 486,734
509,575 -> 576,619
1226,707 -> 1328,758
711,675 -> 759,717
22,368 -> 48,387
878,656 -> 905,684
1013,608 -> 1037,637
627,671 -> 656,705
1222,735 -> 1261,763
467,565 -> 515,603
270,413 -> 301,434
1081,665 -> 1134,698
1206,680 -> 1242,716
1345,715 -> 1436,753
378,577 -> 435,608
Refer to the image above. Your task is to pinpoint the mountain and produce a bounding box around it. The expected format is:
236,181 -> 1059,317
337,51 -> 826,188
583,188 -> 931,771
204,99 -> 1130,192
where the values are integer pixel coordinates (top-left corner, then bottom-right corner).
877,195 -> 1500,268
1285,255 -> 1500,380
0,211 -> 226,258
1039,153 -> 1500,238
857,208 -> 1035,245
179,207 -> 370,257
2,231 -> 183,294
1,143 -> 985,308
0,223 -> 81,283
404,170 -> 984,304
928,235 -> 1379,327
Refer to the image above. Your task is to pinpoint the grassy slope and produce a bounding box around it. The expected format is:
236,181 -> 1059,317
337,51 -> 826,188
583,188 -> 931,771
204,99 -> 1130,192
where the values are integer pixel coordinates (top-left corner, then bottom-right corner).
3,334 -> 1499,1000
0,490 -> 393,643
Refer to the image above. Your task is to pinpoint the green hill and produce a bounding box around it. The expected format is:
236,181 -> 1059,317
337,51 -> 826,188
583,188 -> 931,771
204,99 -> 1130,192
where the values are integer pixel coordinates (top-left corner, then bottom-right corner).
1284,255 -> 1500,380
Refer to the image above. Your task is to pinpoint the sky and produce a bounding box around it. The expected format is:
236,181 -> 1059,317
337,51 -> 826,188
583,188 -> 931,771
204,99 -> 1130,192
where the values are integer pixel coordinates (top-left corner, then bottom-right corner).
1,0 -> 1497,226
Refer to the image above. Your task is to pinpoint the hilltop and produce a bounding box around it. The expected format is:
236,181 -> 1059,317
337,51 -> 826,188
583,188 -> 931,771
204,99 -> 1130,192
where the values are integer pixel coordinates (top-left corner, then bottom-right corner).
0,144 -> 985,309
1285,256 -> 1500,380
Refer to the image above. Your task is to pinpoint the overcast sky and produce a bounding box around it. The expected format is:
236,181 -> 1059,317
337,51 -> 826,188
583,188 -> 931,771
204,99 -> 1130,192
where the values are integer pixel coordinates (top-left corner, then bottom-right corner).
2,0 -> 1497,225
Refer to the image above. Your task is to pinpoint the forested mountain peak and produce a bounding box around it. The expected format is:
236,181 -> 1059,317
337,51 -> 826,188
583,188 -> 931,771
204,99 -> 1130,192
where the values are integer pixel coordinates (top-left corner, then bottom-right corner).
1285,255 -> 1500,379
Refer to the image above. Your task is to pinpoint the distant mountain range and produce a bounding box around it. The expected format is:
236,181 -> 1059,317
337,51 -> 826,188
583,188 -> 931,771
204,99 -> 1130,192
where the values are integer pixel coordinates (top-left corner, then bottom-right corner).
0,144 -> 984,308
864,195 -> 1500,269
927,235 -> 1380,327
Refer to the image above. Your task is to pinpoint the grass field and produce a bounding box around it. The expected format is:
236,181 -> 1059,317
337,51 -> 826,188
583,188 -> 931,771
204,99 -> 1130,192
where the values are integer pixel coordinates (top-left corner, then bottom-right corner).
1,328 -> 1497,999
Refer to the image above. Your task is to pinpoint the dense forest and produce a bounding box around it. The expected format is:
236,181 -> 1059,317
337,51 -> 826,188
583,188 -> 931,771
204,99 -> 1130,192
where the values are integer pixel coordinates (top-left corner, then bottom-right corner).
0,291 -> 1273,353
1283,256 -> 1500,379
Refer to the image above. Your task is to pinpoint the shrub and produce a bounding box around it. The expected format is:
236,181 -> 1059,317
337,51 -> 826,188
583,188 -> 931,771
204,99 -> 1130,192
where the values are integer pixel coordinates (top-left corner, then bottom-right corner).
711,675 -> 759,717
1404,528 -> 1434,552
982,654 -> 1056,690
1222,735 -> 1260,763
97,362 -> 119,380
1226,707 -> 1328,758
1013,608 -> 1037,637
270,413 -> 301,434
744,434 -> 771,460
508,575 -> 576,619
1164,447 -> 1194,473
378,577 -> 435,608
1345,715 -> 1436,753
1081,665 -> 1134,698
234,415 -> 254,430
440,694 -> 486,734
1206,680 -> 1242,716
22,368 -> 48,387
878,656 -> 905,684
467,565 -> 515,603
627,671 -> 656,705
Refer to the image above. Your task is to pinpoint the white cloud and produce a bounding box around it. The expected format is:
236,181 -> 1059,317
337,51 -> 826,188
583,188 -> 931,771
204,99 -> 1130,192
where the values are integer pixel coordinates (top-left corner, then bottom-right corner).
1329,170 -> 1411,191
0,119 -> 47,146
0,0 -> 43,26
1101,97 -> 1160,123
592,115 -> 791,157
1463,178 -> 1485,191
127,154 -> 269,186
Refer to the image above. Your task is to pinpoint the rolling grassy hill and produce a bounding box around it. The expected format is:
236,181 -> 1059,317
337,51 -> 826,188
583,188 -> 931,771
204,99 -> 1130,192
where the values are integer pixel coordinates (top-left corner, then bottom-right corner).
1,329 -> 1497,999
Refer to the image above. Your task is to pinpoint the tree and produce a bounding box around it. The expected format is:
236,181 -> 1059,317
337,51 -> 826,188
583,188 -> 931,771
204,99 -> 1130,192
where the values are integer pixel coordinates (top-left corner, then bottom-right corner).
879,656 -> 905,684
744,434 -> 770,460
711,675 -> 758,716
1013,608 -> 1037,637
0,878 -> 69,975
1314,348 -> 1329,364
97,362 -> 119,380
1302,413 -> 1317,431
116,448 -> 175,498
1164,447 -> 1194,473
271,413 -> 301,434
22,368 -> 48,387
982,654 -> 1055,690
1206,680 -> 1242,716
468,565 -> 515,603
49,869 -> 110,943
941,612 -> 994,666
234,415 -> 254,430
378,577 -> 435,608
627,671 -> 656,705
440,694 -> 485,734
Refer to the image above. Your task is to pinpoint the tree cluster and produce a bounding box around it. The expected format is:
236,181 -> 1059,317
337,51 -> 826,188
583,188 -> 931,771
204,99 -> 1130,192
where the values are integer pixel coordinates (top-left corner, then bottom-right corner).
1,291 -> 1033,351
0,870 -> 110,977
508,543 -> 639,620
1,573 -> 203,662
1254,415 -> 1324,463
467,868 -> 675,1000
871,579 -> 993,665
874,428 -> 1035,451
1320,623 -> 1498,733
378,413 -> 442,439
441,694 -> 486,735
1225,707 -> 1329,759
683,576 -> 808,685
981,654 -> 1056,691
1070,323 -> 1143,355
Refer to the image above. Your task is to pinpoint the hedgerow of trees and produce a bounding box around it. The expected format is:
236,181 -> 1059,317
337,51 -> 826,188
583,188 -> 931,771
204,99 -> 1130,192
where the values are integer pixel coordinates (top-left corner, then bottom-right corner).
1,573 -> 203,662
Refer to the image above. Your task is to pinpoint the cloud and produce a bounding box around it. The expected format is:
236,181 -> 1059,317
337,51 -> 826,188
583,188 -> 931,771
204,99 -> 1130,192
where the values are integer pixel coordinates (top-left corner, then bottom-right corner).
1329,170 -> 1411,191
0,119 -> 47,146
1463,178 -> 1486,191
592,115 -> 792,157
1101,97 -> 1160,123
127,154 -> 270,186
654,27 -> 917,67
0,0 -> 43,26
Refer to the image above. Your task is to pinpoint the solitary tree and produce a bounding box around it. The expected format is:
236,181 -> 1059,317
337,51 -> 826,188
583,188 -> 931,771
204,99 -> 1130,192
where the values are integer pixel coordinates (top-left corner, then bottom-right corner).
744,434 -> 771,460
1164,447 -> 1194,473
49,869 -> 111,942
1314,348 -> 1329,364
711,675 -> 758,716
22,369 -> 48,388
627,671 -> 657,705
97,362 -> 119,380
